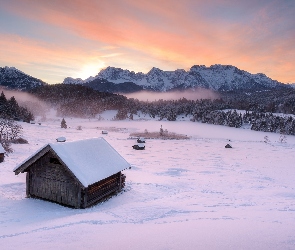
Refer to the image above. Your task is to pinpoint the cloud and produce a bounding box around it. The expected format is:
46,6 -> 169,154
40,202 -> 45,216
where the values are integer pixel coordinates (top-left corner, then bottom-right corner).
0,34 -> 110,83
123,89 -> 219,101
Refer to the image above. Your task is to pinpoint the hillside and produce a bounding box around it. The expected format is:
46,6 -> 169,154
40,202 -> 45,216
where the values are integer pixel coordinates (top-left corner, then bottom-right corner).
29,84 -> 128,117
0,67 -> 46,90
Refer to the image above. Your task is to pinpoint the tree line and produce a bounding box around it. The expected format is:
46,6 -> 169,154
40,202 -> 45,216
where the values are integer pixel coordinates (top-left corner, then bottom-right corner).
29,84 -> 295,136
0,91 -> 33,152
115,89 -> 295,135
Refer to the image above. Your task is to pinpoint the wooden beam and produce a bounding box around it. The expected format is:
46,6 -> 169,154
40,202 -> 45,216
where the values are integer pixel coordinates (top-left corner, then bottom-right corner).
26,172 -> 31,197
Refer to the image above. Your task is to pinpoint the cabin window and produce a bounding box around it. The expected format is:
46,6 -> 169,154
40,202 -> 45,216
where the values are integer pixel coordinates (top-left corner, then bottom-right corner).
49,157 -> 61,165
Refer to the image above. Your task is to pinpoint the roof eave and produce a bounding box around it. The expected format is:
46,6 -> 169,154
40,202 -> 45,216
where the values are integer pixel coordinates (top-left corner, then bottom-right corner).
14,145 -> 51,175
14,145 -> 85,188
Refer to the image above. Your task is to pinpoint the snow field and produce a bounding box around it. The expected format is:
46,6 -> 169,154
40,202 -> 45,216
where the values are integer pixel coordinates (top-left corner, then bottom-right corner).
0,116 -> 295,249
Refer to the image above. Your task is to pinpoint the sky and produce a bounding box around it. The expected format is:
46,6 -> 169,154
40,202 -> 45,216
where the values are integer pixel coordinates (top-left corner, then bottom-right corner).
0,0 -> 294,84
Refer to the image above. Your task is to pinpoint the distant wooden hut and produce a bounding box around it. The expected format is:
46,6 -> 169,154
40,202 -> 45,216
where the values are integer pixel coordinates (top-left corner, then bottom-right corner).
132,143 -> 145,150
56,137 -> 66,142
101,130 -> 108,134
0,144 -> 5,163
13,138 -> 130,208
137,137 -> 145,143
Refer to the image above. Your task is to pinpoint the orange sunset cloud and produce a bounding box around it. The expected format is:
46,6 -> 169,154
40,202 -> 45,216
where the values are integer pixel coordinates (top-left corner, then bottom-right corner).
0,0 -> 294,84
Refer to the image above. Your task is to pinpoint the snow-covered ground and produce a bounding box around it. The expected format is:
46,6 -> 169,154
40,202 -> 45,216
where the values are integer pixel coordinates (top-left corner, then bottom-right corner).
1,111 -> 295,250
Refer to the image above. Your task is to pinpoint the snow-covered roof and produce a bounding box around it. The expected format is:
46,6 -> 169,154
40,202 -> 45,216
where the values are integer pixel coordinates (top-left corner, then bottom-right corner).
14,137 -> 131,187
56,136 -> 66,142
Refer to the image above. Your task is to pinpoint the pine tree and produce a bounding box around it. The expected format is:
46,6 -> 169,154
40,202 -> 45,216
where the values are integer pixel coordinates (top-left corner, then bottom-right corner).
61,118 -> 67,129
114,109 -> 128,120
0,91 -> 7,105
6,96 -> 19,118
0,91 -> 8,118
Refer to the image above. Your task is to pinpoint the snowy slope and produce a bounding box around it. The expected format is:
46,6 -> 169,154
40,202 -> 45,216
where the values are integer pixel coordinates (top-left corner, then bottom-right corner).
63,65 -> 286,92
0,66 -> 46,90
0,114 -> 295,249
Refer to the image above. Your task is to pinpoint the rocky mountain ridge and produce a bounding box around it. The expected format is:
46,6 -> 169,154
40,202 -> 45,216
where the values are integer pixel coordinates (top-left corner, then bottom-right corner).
63,64 -> 287,92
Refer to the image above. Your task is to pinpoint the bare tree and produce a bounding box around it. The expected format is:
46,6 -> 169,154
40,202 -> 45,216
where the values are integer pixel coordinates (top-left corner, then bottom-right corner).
0,118 -> 23,153
0,118 -> 22,141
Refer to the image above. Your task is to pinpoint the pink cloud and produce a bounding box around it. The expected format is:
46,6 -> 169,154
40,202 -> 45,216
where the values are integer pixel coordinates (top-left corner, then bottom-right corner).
1,0 -> 295,83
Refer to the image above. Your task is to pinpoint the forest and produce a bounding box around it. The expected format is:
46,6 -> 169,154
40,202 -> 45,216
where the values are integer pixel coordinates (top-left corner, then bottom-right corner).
28,84 -> 295,136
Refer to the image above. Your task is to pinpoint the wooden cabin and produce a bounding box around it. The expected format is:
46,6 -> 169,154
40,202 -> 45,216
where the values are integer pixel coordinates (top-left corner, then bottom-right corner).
0,144 -> 5,163
13,138 -> 130,208
56,137 -> 66,142
132,143 -> 145,150
137,137 -> 145,143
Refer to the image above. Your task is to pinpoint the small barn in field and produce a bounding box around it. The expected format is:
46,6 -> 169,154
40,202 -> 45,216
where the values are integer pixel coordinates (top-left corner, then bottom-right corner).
132,143 -> 145,150
0,144 -> 5,163
137,137 -> 145,143
13,138 -> 130,208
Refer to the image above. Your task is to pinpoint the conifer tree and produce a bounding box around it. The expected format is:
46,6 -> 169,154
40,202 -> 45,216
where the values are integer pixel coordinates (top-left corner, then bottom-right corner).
61,118 -> 67,129
0,91 -> 7,105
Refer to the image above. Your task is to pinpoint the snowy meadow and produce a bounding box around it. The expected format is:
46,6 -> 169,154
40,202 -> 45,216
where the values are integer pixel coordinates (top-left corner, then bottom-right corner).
0,111 -> 295,250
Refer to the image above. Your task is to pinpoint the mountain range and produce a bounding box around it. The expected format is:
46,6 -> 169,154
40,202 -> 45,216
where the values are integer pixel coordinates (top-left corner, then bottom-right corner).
0,65 -> 292,93
63,64 -> 288,92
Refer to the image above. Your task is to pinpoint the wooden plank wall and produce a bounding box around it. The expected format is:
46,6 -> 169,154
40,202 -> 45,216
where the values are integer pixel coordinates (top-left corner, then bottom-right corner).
85,172 -> 124,207
0,153 -> 4,163
28,151 -> 81,208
